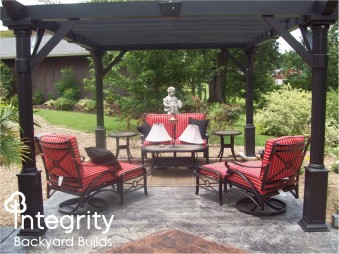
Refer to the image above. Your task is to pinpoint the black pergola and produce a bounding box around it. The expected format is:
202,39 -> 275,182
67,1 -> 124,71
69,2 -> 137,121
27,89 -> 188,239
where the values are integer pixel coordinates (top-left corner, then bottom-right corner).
1,0 -> 337,235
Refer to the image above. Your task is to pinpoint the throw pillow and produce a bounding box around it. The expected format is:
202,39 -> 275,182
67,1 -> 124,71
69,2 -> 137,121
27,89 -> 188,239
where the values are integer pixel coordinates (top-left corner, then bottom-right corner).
136,122 -> 152,138
85,147 -> 121,169
188,117 -> 209,139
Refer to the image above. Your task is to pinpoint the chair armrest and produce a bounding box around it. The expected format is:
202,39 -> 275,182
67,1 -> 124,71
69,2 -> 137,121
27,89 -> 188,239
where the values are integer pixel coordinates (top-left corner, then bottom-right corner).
225,161 -> 262,169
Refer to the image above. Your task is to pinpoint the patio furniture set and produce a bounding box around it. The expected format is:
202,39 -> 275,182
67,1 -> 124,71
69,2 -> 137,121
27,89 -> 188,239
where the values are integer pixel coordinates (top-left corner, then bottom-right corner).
35,113 -> 310,217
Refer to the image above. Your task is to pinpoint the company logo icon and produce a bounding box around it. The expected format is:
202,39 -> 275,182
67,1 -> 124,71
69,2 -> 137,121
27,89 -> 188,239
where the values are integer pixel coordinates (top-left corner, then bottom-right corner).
4,191 -> 27,228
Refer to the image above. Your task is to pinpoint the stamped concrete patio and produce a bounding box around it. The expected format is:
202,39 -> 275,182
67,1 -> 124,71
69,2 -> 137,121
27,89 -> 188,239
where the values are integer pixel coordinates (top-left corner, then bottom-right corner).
1,182 -> 338,253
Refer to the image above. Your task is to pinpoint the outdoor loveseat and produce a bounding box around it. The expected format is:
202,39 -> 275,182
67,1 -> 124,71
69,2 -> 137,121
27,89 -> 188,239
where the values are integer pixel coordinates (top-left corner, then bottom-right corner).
137,113 -> 209,165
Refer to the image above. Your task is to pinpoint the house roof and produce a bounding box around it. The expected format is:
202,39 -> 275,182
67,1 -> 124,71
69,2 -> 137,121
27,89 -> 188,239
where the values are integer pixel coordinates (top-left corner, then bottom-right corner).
0,35 -> 90,60
1,0 -> 337,52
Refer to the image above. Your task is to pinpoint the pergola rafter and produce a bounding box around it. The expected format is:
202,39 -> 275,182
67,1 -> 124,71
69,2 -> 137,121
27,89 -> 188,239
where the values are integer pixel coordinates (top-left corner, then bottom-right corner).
0,0 -> 337,236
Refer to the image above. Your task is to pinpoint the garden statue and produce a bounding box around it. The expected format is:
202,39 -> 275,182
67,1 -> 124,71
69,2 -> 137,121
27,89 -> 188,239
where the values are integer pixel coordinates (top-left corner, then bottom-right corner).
163,86 -> 182,114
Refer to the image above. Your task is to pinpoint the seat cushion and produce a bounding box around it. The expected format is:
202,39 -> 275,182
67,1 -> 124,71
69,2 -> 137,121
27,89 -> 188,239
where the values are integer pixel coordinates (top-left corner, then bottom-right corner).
198,162 -> 228,180
48,161 -> 118,192
115,162 -> 146,181
226,160 -> 264,193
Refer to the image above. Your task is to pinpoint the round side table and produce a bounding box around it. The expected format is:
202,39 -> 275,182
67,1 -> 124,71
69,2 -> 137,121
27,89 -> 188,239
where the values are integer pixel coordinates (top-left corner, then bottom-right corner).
213,130 -> 242,161
108,132 -> 138,163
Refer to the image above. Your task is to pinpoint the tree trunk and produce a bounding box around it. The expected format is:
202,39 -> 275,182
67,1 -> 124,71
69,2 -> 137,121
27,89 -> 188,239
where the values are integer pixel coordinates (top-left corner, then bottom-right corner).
208,49 -> 227,103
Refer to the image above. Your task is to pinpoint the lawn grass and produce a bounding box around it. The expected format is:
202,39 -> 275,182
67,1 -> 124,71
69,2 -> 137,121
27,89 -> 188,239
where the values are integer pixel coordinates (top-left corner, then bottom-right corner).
34,109 -> 138,133
35,109 -> 274,146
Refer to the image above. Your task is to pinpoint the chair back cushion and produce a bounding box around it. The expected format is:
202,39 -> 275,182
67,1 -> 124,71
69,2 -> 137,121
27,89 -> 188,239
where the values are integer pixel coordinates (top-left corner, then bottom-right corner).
38,134 -> 83,188
261,135 -> 306,188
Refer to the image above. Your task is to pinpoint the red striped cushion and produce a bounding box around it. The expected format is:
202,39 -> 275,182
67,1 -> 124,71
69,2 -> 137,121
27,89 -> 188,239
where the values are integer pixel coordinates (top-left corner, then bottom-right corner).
226,160 -> 263,193
49,161 -> 117,192
199,162 -> 228,179
261,136 -> 305,179
115,162 -> 146,181
40,134 -> 83,180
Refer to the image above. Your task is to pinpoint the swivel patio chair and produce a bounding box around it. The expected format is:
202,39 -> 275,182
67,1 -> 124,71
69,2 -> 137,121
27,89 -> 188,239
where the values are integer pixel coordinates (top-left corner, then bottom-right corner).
36,134 -> 148,214
225,135 -> 310,216
35,134 -> 118,215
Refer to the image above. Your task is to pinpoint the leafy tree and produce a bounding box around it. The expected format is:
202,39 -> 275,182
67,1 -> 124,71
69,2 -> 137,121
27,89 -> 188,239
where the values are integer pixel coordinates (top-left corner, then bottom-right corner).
280,50 -> 311,90
224,41 -> 279,105
280,22 -> 338,91
208,49 -> 227,103
84,50 -> 216,116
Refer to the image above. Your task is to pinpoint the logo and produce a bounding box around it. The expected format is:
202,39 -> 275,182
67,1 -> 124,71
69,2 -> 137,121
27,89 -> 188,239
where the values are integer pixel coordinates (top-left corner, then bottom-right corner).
5,192 -> 115,248
4,191 -> 26,229
4,191 -> 115,234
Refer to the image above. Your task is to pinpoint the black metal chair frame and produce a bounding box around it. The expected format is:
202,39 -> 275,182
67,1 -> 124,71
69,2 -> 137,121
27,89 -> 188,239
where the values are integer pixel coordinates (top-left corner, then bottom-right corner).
226,138 -> 310,216
116,166 -> 148,205
195,167 -> 227,205
36,137 -> 117,215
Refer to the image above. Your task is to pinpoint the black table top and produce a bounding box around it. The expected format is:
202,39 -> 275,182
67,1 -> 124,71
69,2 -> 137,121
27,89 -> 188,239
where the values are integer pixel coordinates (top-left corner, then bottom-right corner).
213,130 -> 242,136
108,132 -> 138,138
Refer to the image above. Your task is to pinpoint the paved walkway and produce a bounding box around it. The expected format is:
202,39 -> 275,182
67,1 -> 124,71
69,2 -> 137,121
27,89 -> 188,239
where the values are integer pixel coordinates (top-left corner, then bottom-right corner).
1,186 -> 338,253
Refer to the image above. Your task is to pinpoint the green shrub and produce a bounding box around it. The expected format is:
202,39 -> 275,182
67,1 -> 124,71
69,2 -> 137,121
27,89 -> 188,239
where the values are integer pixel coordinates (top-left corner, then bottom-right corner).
0,61 -> 14,97
53,97 -> 76,111
32,89 -> 45,105
43,99 -> 56,109
63,87 -> 81,101
255,85 -> 311,136
181,95 -> 207,113
208,103 -> 242,130
325,119 -> 338,146
326,88 -> 339,123
55,67 -> 80,100
75,99 -> 96,113
325,89 -> 339,145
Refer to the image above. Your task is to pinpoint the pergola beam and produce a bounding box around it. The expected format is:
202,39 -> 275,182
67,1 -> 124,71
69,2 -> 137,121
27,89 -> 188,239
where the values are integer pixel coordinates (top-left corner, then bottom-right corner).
30,19 -> 78,70
263,15 -> 313,67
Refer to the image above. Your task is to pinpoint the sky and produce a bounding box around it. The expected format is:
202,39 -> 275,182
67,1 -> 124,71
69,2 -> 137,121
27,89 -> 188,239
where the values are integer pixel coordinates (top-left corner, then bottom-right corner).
0,0 -> 301,53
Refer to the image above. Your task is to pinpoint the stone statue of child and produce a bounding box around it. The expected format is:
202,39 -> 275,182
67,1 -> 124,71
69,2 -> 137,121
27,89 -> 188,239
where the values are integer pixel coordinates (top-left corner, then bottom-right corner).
163,86 -> 182,114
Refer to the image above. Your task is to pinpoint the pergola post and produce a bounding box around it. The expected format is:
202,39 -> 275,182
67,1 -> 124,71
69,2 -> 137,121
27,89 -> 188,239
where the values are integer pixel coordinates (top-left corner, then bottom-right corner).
244,47 -> 256,157
14,28 -> 46,236
91,49 -> 106,149
299,24 -> 330,232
